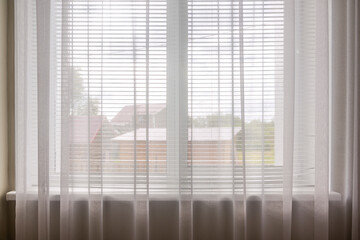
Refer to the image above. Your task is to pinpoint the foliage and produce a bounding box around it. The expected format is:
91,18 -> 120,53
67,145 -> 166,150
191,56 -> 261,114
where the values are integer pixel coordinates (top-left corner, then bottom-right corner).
67,67 -> 99,116
191,114 -> 242,128
191,114 -> 275,162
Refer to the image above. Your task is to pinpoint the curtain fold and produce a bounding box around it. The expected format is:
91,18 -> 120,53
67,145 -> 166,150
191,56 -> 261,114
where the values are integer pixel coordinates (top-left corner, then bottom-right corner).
14,0 -> 359,240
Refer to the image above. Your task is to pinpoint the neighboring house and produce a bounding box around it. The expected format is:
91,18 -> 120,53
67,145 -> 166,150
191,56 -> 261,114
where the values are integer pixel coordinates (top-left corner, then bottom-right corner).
111,104 -> 166,134
112,127 -> 241,173
70,115 -> 117,174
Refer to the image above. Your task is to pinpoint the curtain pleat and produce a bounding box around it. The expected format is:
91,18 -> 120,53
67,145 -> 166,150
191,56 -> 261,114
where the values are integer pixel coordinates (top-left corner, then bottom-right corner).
282,0 -> 295,238
314,0 -> 330,239
14,0 -> 359,240
36,0 -> 52,239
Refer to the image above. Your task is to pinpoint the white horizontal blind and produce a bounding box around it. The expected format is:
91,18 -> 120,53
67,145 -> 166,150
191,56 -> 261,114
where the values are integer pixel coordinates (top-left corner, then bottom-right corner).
21,0 -> 317,194
16,0 -> 39,191
293,0 -> 316,189
56,0 -> 168,194
188,0 -> 286,194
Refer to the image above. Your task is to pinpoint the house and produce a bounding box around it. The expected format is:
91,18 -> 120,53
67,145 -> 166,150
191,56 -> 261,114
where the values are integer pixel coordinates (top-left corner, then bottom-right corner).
69,115 -> 117,173
111,127 -> 241,173
111,104 -> 166,134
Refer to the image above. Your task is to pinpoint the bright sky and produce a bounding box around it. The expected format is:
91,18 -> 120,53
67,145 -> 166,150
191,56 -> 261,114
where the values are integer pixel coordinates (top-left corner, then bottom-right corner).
56,0 -> 283,121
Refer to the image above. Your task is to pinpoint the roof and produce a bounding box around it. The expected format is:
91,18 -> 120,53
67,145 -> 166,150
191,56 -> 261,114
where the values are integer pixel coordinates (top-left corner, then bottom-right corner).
71,116 -> 109,144
112,127 -> 241,142
111,104 -> 166,125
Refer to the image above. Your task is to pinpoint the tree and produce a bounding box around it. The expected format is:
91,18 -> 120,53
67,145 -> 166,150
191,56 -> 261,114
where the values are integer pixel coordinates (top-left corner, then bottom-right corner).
236,119 -> 274,152
191,114 -> 242,128
67,67 -> 99,116
191,115 -> 275,161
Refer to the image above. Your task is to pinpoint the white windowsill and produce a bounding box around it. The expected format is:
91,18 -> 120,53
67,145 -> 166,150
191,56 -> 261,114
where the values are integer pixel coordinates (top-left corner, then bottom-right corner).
6,190 -> 342,202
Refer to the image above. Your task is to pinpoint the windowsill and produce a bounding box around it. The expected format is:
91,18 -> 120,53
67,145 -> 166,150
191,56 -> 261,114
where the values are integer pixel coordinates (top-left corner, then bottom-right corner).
6,190 -> 342,202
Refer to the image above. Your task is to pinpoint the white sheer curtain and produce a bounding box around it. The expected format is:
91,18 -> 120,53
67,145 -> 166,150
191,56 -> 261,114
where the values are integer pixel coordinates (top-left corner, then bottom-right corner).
14,0 -> 359,239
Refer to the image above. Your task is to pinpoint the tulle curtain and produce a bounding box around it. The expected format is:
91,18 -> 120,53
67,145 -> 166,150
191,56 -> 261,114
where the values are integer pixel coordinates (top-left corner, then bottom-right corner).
15,0 -> 359,239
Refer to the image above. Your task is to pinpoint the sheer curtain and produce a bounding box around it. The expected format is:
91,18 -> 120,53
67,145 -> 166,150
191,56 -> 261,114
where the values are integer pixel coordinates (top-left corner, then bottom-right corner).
14,0 -> 359,240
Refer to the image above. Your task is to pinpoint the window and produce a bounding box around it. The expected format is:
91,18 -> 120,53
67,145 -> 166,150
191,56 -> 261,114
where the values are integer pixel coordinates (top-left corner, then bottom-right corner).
18,0 -> 315,195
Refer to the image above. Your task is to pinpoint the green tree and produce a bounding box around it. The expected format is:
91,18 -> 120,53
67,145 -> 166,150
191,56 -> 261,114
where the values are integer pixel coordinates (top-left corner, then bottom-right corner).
67,67 -> 99,116
191,114 -> 242,128
236,120 -> 274,152
191,115 -> 275,162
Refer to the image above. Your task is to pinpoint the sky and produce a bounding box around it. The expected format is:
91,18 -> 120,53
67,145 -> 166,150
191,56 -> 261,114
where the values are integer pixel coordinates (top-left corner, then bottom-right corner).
54,0 -> 284,122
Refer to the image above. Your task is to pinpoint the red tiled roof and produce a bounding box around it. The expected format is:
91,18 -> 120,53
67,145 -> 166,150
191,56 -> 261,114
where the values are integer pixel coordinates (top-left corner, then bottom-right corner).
111,104 -> 166,124
71,116 -> 108,144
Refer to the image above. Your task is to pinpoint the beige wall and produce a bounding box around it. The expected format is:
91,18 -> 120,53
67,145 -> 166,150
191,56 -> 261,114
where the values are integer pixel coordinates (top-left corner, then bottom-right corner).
7,0 -> 14,194
0,0 -> 8,239
7,0 -> 15,239
0,0 -> 14,239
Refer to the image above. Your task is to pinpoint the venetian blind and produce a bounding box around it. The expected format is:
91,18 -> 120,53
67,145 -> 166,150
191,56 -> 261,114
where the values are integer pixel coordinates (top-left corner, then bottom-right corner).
18,0 -> 317,195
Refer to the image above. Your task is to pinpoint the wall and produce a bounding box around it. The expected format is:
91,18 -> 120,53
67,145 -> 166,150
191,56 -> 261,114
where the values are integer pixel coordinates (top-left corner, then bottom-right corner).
5,0 -> 15,239
7,0 -> 15,239
0,0 -> 8,239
